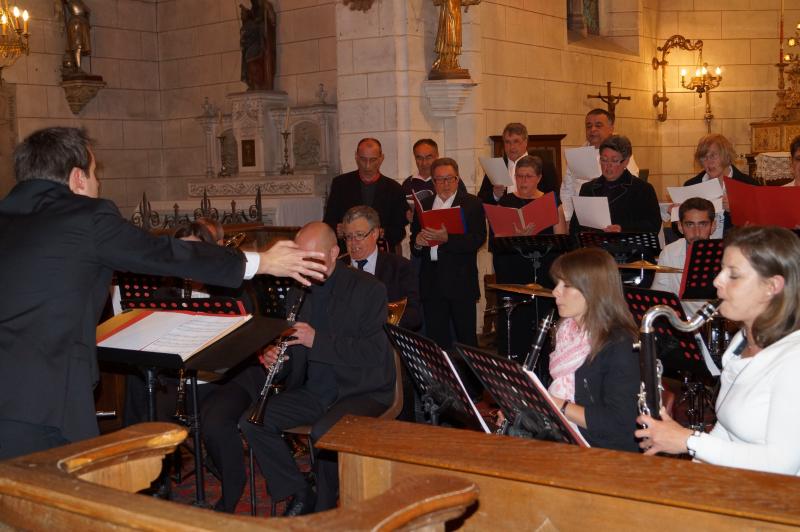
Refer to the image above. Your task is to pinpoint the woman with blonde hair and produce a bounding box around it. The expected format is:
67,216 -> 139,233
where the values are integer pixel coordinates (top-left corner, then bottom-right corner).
683,133 -> 757,236
548,247 -> 640,452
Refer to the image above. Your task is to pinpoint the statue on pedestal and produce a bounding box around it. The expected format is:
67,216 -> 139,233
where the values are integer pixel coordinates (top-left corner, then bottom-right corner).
240,0 -> 277,91
429,0 -> 481,80
61,0 -> 93,76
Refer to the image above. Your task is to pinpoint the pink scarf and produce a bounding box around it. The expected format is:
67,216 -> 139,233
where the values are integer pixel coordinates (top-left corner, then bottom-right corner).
548,318 -> 591,402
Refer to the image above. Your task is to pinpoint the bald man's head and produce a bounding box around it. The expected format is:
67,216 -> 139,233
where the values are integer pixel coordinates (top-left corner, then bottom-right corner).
295,222 -> 339,278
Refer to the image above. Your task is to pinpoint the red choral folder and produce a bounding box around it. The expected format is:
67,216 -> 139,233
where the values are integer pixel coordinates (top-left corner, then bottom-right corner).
413,191 -> 466,246
483,192 -> 558,237
725,177 -> 800,228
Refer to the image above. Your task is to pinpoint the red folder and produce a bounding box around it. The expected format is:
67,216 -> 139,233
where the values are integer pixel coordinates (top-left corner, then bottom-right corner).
725,178 -> 800,228
483,192 -> 558,237
413,191 -> 465,246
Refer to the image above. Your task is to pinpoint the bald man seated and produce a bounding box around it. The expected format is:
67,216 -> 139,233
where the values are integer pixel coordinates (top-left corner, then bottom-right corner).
237,222 -> 396,516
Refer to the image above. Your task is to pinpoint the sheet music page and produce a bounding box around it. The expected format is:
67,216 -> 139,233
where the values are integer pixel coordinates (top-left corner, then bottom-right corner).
667,180 -> 724,222
440,350 -> 492,433
564,146 -> 601,180
479,156 -> 514,187
572,196 -> 612,230
98,311 -> 252,361
523,369 -> 590,447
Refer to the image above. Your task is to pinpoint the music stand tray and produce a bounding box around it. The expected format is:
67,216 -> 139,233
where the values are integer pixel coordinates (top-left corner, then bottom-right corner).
455,343 -> 588,446
623,286 -> 719,378
578,231 -> 661,262
492,234 -> 576,255
680,239 -> 724,300
384,324 -> 490,433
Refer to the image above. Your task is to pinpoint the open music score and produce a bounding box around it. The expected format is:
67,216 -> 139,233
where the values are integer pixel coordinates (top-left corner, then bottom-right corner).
97,310 -> 252,361
483,192 -> 558,237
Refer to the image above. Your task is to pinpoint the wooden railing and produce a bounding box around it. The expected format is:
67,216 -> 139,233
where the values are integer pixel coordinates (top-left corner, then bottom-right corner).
0,422 -> 477,531
318,416 -> 800,531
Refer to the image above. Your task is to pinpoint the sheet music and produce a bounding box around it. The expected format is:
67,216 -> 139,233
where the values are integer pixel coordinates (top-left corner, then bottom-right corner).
572,196 -> 612,230
98,311 -> 252,361
565,146 -> 601,180
440,350 -> 491,433
479,156 -> 514,187
523,369 -> 590,447
667,180 -> 724,222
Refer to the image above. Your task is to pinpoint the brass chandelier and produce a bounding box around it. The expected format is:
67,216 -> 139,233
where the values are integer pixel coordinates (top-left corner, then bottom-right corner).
0,1 -> 29,74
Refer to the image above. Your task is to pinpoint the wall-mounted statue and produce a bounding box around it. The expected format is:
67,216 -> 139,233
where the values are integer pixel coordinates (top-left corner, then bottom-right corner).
61,0 -> 92,75
342,0 -> 375,11
240,0 -> 277,91
429,0 -> 481,80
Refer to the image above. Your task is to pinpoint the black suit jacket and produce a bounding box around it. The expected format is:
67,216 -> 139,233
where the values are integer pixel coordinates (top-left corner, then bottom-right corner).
0,179 -> 246,441
281,265 -> 395,406
323,171 -> 409,248
683,165 -> 756,234
410,189 -> 486,301
337,252 -> 422,331
569,169 -> 662,235
574,329 -> 640,452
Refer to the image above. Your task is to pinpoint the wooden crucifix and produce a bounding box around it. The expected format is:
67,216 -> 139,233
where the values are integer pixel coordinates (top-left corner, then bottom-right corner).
587,82 -> 630,115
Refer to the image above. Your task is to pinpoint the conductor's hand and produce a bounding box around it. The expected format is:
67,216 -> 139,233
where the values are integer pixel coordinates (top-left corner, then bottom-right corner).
284,322 -> 315,348
492,185 -> 506,200
634,407 -> 693,456
257,240 -> 326,286
258,345 -> 281,369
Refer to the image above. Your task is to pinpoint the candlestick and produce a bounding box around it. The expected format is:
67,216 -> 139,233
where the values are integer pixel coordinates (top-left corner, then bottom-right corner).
283,105 -> 290,131
22,9 -> 27,34
280,130 -> 293,175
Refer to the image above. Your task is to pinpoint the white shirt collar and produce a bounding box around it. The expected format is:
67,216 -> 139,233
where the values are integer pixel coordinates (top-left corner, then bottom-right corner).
433,193 -> 457,210
351,246 -> 378,275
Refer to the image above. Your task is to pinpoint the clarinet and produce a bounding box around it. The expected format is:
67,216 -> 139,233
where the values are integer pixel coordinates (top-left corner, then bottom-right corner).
247,288 -> 307,426
637,299 -> 720,420
497,309 -> 556,435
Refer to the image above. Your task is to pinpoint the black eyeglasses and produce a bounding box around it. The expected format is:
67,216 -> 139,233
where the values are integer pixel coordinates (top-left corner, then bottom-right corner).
342,228 -> 375,241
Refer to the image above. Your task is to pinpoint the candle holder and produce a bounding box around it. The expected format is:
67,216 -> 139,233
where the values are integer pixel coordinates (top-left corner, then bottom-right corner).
280,130 -> 293,175
217,134 -> 230,177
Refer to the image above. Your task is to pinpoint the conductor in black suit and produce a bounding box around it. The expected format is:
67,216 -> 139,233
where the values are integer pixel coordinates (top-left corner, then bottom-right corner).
323,138 -> 409,252
411,157 -> 486,349
340,205 -> 421,331
0,127 -> 327,459
241,222 -> 395,516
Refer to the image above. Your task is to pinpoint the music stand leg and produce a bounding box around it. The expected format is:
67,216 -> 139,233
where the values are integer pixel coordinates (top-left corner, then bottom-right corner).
189,372 -> 208,507
144,367 -> 158,422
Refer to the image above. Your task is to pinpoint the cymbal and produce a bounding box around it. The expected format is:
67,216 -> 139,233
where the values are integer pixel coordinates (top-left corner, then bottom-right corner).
488,283 -> 554,298
617,260 -> 682,273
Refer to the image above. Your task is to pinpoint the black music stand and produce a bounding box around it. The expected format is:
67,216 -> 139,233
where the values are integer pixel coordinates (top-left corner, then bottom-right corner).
623,287 -> 718,378
493,234 -> 576,284
384,324 -> 490,432
578,231 -> 661,262
97,310 -> 287,506
680,239 -> 724,300
455,343 -> 588,446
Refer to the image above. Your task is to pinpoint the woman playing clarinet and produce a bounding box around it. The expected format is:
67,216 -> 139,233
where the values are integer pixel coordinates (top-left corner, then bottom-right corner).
637,226 -> 800,475
549,247 -> 640,452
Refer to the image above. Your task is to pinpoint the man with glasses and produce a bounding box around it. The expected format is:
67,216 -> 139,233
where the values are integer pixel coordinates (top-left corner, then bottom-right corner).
561,109 -> 639,221
569,135 -> 660,235
411,157 -> 486,349
324,138 -> 409,252
477,122 -> 532,205
341,205 -> 421,331
652,197 -> 716,314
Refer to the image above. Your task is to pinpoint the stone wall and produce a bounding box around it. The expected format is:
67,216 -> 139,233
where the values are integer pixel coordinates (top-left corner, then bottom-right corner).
4,0 -> 160,204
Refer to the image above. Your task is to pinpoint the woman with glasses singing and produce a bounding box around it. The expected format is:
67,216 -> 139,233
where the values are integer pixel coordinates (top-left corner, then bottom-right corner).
682,133 -> 757,238
568,135 -> 661,235
490,155 -> 567,361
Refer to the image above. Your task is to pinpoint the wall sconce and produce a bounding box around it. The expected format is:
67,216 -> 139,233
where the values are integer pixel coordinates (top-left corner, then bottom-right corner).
652,34 -> 703,122
680,62 -> 722,131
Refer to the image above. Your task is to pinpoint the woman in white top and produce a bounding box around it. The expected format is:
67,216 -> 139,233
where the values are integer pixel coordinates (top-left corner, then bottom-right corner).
636,226 -> 800,475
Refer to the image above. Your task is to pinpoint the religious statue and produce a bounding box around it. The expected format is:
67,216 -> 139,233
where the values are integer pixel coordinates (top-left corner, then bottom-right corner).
240,0 -> 277,91
61,0 -> 92,75
342,0 -> 375,11
429,0 -> 481,80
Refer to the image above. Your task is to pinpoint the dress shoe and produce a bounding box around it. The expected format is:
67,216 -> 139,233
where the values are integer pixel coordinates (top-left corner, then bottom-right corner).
282,484 -> 316,517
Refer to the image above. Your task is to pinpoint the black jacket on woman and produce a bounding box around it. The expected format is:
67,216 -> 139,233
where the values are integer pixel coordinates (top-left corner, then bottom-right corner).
573,329 -> 640,452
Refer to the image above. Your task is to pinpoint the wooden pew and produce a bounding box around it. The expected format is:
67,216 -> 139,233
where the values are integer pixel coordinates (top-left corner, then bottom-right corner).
318,416 -> 800,531
0,422 -> 477,531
